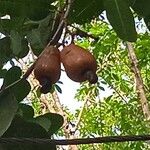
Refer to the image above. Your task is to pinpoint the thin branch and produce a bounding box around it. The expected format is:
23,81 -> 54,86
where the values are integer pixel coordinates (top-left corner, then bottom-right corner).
1,135 -> 150,145
48,0 -> 74,46
0,78 -> 22,94
126,42 -> 150,120
75,92 -> 90,131
69,24 -> 99,41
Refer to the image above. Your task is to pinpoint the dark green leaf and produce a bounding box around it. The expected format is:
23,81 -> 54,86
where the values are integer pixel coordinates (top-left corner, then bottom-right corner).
98,86 -> 105,91
0,37 -> 12,68
17,103 -> 34,120
17,38 -> 29,58
2,66 -> 31,102
104,0 -> 137,42
27,29 -> 45,55
130,0 -> 150,17
35,113 -> 64,135
3,115 -> 49,138
55,84 -> 62,94
57,81 -> 63,84
10,30 -> 22,55
0,69 -> 7,78
69,0 -> 104,24
0,90 -> 18,136
144,16 -> 150,31
2,66 -> 22,89
11,79 -> 31,102
0,0 -> 56,21
10,31 -> 29,58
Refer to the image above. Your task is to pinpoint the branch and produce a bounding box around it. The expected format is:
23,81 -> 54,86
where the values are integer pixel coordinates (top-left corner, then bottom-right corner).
48,0 -> 74,45
126,42 -> 150,120
1,135 -> 150,145
75,92 -> 90,131
69,24 -> 99,41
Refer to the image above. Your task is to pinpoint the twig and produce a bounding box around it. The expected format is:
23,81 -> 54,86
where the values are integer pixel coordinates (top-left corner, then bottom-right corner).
69,24 -> 99,41
0,78 -> 22,94
1,134 -> 150,145
75,92 -> 90,131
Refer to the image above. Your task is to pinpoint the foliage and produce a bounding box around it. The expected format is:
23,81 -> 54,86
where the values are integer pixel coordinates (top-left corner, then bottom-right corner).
0,0 -> 150,150
74,21 -> 150,149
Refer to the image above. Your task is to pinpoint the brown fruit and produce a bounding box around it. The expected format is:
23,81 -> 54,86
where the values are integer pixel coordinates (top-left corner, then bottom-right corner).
61,44 -> 98,84
34,46 -> 61,94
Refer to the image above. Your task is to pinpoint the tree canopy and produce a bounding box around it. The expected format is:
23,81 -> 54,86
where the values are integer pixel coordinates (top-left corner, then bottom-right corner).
0,0 -> 150,149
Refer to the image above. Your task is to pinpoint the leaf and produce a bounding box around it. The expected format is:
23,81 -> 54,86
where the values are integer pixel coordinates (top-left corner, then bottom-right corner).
0,69 -> 7,78
57,81 -> 63,84
0,90 -> 18,136
11,79 -> 31,102
55,84 -> 62,94
69,0 -> 104,24
27,14 -> 54,56
2,66 -> 22,88
130,0 -> 150,17
2,66 -> 31,102
0,0 -> 56,21
17,103 -> 34,120
112,73 -> 119,81
0,37 -> 12,68
144,16 -> 150,31
98,86 -> 105,91
10,30 -> 23,55
17,38 -> 29,58
35,113 -> 64,135
104,0 -> 137,42
3,115 -> 49,137
27,29 -> 45,55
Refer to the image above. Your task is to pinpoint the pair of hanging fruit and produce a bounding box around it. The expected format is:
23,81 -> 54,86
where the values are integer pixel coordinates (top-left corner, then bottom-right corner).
34,44 -> 98,94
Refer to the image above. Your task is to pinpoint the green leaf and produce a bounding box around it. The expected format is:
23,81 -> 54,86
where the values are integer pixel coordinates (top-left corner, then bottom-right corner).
0,69 -> 7,78
3,115 -> 49,138
144,16 -> 150,31
17,104 -> 34,120
0,37 -> 12,68
112,73 -> 119,81
0,0 -> 56,21
27,29 -> 45,55
55,84 -> 62,94
17,38 -> 29,58
2,66 -> 22,88
130,0 -> 150,17
69,0 -> 104,24
2,67 -> 31,102
11,79 -> 31,102
98,86 -> 105,91
1,66 -> 21,89
35,113 -> 64,135
10,30 -> 23,55
0,90 -> 18,136
104,0 -> 137,42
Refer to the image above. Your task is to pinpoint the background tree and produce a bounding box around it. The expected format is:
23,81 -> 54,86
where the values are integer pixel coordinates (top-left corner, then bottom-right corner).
0,0 -> 150,149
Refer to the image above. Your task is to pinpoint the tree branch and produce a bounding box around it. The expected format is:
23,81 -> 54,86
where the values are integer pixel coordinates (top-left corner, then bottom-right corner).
1,134 -> 150,145
126,42 -> 150,120
48,0 -> 74,46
